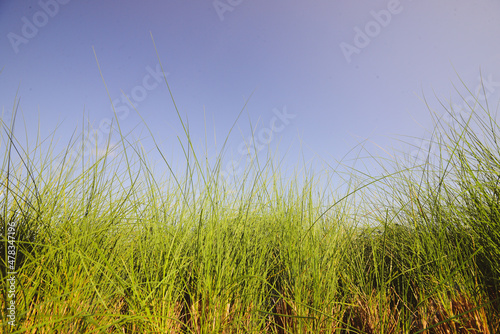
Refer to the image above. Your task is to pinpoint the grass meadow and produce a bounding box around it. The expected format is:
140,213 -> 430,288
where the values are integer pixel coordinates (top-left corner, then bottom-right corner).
1,59 -> 500,333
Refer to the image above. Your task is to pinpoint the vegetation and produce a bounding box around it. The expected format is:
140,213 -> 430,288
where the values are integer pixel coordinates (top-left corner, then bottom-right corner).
1,54 -> 499,332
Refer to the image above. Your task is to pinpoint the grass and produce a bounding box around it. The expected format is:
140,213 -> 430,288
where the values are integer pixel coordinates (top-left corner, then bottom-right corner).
1,46 -> 500,332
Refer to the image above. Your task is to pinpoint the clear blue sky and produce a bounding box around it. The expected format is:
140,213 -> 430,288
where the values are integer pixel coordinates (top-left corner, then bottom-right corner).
1,0 -> 500,191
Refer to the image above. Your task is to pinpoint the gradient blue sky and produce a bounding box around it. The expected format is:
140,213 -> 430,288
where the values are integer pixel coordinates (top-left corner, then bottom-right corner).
1,0 -> 500,189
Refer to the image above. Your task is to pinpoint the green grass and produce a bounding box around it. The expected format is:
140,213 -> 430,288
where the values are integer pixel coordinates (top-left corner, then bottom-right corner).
1,47 -> 500,332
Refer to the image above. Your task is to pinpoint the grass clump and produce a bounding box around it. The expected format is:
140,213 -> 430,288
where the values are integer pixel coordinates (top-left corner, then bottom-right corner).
1,54 -> 500,332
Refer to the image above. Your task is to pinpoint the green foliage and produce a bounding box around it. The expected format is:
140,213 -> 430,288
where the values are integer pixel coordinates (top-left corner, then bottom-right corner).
1,57 -> 499,332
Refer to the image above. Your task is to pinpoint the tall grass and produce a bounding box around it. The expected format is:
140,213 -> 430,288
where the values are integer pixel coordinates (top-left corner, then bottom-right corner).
1,50 -> 499,332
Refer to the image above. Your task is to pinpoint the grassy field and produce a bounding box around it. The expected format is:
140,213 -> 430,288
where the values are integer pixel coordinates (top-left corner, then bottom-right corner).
1,62 -> 500,333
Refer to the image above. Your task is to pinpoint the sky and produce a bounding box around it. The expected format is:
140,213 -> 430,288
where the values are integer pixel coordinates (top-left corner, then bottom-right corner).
1,0 -> 500,195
